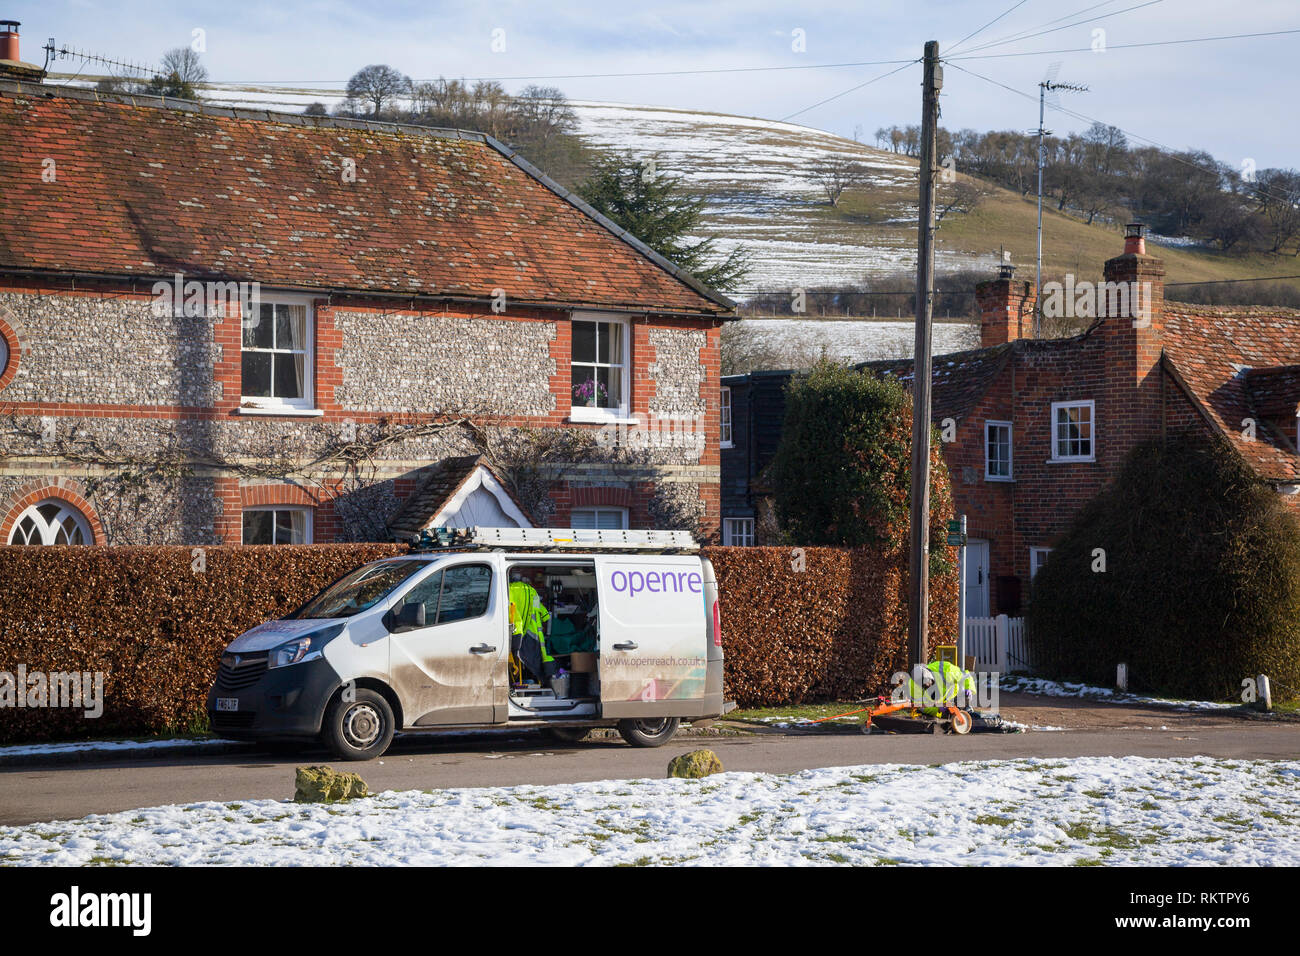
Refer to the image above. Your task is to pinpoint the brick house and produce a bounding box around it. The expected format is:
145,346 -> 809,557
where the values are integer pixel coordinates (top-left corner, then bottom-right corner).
0,76 -> 733,547
723,228 -> 1300,612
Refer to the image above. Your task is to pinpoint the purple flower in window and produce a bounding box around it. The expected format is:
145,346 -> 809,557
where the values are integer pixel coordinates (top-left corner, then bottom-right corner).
572,378 -> 608,406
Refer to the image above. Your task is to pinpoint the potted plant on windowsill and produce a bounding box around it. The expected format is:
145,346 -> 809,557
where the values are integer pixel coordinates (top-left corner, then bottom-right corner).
572,379 -> 608,408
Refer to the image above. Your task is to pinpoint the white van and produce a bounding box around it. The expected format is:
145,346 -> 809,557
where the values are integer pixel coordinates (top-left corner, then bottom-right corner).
206,528 -> 725,760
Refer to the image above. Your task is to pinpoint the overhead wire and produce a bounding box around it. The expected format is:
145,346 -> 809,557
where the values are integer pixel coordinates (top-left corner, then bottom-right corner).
947,0 -> 1032,56
954,0 -> 1163,56
949,27 -> 1300,61
780,59 -> 920,121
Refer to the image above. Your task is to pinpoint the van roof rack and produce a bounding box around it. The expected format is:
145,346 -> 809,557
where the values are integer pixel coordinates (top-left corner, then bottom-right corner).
409,526 -> 699,553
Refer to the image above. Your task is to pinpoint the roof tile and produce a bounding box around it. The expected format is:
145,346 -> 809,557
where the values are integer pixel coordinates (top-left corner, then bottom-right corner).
0,87 -> 727,315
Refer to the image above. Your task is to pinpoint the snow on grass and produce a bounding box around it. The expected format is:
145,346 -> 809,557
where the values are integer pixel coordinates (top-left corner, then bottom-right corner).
730,318 -> 979,365
0,737 -> 243,759
3,757 -> 1297,866
1001,720 -> 1068,732
1001,676 -> 1240,711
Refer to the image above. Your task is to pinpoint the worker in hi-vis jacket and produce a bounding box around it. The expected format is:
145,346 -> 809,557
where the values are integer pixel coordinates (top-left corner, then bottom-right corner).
905,659 -> 977,716
509,568 -> 552,685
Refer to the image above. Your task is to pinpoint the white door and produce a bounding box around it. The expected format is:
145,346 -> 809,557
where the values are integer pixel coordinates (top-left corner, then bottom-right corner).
387,561 -> 504,725
963,539 -> 990,618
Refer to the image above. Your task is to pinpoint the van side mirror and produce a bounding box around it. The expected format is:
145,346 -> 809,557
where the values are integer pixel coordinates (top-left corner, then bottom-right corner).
392,601 -> 426,632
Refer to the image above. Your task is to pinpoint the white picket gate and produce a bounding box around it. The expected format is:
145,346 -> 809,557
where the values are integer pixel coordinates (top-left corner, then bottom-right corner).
965,614 -> 1032,674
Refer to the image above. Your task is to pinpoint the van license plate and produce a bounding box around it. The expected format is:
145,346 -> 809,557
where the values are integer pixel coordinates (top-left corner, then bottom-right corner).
216,698 -> 239,712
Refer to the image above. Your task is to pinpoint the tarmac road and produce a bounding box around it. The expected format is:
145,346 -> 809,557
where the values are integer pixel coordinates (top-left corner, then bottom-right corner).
2,718 -> 1298,827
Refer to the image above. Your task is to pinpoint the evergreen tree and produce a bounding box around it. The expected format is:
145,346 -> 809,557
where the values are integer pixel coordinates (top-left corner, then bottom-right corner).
770,360 -> 954,573
577,153 -> 750,293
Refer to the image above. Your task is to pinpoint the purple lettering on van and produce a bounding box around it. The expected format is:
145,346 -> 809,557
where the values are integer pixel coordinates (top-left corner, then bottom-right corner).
609,568 -> 702,596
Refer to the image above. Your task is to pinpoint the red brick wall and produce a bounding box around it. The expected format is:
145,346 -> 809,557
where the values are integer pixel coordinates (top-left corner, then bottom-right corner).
940,340 -> 1248,610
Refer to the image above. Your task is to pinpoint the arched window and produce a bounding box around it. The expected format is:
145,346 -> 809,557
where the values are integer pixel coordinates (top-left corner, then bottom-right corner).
7,499 -> 92,545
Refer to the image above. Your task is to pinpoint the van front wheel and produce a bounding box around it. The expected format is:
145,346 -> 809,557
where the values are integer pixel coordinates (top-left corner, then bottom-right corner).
617,717 -> 680,748
323,689 -> 395,761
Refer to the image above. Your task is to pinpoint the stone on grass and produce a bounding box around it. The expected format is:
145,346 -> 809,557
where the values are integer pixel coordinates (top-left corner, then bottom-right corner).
667,749 -> 724,779
294,765 -> 370,803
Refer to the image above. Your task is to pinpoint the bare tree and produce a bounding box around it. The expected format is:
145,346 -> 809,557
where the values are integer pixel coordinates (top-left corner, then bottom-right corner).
807,157 -> 871,207
345,64 -> 412,118
934,178 -> 985,224
160,47 -> 208,86
145,47 -> 208,99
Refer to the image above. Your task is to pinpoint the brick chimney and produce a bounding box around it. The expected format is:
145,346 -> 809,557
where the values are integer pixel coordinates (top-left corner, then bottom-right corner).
975,257 -> 1036,347
1102,222 -> 1168,461
0,20 -> 43,81
1102,222 -> 1166,349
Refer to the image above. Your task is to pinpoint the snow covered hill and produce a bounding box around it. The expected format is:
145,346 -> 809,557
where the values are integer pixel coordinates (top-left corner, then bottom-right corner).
129,83 -> 995,294
568,101 -> 997,291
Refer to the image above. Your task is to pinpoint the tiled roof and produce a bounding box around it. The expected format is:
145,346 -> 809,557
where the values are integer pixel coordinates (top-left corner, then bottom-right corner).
861,342 -> 1016,422
1163,305 -> 1300,482
0,83 -> 730,316
1243,365 -> 1300,419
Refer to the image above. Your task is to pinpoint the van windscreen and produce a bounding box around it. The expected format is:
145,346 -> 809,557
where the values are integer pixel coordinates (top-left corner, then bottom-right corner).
289,559 -> 430,619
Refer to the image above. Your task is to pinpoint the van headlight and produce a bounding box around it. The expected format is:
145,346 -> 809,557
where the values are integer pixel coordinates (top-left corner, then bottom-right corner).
267,624 -> 345,669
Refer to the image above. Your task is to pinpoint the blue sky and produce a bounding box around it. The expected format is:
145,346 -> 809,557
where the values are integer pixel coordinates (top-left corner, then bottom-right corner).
12,0 -> 1300,168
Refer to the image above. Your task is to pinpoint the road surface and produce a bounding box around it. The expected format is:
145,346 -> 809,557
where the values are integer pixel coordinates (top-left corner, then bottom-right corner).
2,713 -> 1297,827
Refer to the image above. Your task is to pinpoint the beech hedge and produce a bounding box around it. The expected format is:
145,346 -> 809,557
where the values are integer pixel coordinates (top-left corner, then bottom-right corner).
703,545 -> 958,707
0,540 -> 958,743
0,544 -> 406,743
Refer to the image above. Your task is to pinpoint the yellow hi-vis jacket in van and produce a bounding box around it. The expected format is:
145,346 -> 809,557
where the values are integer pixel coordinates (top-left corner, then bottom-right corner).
509,581 -> 553,663
905,660 -> 976,716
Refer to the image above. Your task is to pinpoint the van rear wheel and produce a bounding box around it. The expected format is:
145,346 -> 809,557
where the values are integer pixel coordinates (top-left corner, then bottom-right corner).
617,717 -> 680,748
323,688 -> 395,761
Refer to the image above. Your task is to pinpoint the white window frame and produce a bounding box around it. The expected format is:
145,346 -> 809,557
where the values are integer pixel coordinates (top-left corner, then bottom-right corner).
1030,547 -> 1052,579
6,499 -> 92,545
241,506 -> 314,545
569,311 -> 632,424
723,517 -> 755,546
570,506 -> 629,530
1050,400 -> 1096,462
239,293 -> 317,414
984,420 -> 1013,481
720,386 -> 733,448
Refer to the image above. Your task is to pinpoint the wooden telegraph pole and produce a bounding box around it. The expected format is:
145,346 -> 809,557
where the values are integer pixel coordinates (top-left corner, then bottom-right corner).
909,41 -> 941,670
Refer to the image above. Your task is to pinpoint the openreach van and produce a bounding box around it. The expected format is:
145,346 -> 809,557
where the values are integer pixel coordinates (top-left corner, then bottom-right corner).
206,527 -> 725,760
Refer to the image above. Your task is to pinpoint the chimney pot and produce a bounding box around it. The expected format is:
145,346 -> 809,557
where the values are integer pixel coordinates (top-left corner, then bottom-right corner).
0,20 -> 19,62
1123,222 -> 1147,255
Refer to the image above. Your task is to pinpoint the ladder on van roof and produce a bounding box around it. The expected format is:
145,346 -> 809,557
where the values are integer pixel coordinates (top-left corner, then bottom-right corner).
410,526 -> 700,553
